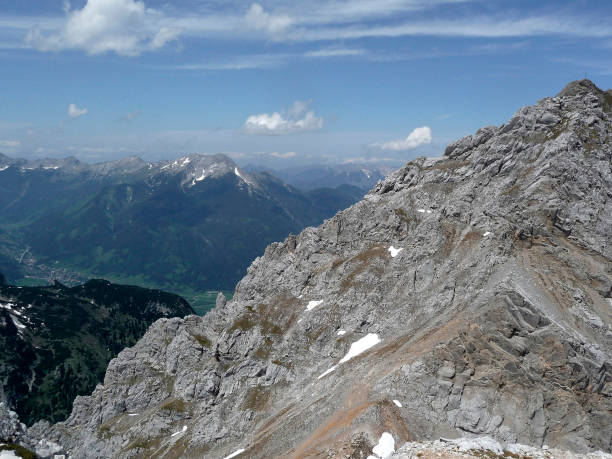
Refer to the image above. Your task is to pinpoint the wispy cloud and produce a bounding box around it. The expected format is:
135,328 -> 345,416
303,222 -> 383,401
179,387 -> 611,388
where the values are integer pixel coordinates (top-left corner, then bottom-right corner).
169,53 -> 289,71
303,47 -> 365,58
0,139 -> 21,149
123,110 -> 140,121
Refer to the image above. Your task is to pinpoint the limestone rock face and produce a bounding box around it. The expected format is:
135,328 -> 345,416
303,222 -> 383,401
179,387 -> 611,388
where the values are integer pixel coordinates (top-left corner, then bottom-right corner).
42,80 -> 612,458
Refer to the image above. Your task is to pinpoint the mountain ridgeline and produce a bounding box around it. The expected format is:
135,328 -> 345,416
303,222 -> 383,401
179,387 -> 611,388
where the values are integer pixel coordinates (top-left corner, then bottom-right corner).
0,154 -> 364,306
16,80 -> 609,457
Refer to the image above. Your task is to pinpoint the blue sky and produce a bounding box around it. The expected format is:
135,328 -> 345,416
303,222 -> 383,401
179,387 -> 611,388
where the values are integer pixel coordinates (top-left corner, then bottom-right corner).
1,0 -> 611,167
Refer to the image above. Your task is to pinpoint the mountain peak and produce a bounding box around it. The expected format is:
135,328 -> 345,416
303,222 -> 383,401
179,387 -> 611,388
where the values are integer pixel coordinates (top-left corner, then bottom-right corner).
556,78 -> 604,98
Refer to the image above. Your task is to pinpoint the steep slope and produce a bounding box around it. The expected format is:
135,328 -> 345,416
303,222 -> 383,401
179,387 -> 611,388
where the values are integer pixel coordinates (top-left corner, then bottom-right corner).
0,154 -> 364,301
0,279 -> 194,425
40,80 -> 612,458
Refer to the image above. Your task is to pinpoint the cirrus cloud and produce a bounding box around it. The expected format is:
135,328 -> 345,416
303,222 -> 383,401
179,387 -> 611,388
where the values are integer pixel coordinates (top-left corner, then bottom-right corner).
26,0 -> 180,56
244,100 -> 323,134
375,126 -> 432,151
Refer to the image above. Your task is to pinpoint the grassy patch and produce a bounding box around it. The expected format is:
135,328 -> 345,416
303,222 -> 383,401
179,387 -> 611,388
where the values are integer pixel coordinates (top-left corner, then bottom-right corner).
0,444 -> 37,459
241,385 -> 271,411
340,245 -> 388,293
192,334 -> 211,348
426,160 -> 470,171
159,397 -> 188,413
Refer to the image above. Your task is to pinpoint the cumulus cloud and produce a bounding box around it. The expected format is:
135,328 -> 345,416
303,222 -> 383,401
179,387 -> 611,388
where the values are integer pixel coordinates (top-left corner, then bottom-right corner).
26,0 -> 180,56
244,100 -> 323,134
376,127 -> 432,151
68,103 -> 88,118
245,3 -> 293,35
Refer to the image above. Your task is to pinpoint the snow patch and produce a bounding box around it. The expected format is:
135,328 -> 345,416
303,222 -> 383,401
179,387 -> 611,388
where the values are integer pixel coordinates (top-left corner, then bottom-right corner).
339,333 -> 381,363
306,300 -> 323,311
318,366 -> 336,379
393,399 -> 402,408
234,167 -> 246,182
388,246 -> 403,257
417,209 -> 426,213
128,413 -> 139,416
371,432 -> 395,458
171,425 -> 187,437
483,231 -> 492,237
0,450 -> 19,458
223,448 -> 245,459
0,165 -> 9,172
337,330 -> 346,336
10,315 -> 26,329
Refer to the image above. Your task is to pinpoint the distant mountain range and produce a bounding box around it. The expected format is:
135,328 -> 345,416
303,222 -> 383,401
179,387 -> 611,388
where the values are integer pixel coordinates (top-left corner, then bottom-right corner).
0,277 -> 193,425
0,153 -> 365,308
245,162 -> 394,191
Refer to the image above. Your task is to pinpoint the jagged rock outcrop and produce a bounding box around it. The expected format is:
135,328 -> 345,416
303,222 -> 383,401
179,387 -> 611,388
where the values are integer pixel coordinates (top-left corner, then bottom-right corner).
40,80 -> 612,458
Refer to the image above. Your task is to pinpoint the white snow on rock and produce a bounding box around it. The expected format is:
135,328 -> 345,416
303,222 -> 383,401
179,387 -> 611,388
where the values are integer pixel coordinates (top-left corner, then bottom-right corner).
337,330 -> 346,336
393,399 -> 402,408
388,246 -> 403,257
372,432 -> 395,458
35,439 -> 62,457
223,448 -> 245,459
10,315 -> 26,329
0,450 -> 19,458
0,165 -> 9,172
318,333 -> 381,380
171,425 -> 187,437
306,300 -> 323,311
417,209 -> 426,213
318,366 -> 337,379
128,413 -> 139,416
483,231 -> 492,237
339,333 -> 381,364
395,438 -> 612,458
449,436 -> 503,455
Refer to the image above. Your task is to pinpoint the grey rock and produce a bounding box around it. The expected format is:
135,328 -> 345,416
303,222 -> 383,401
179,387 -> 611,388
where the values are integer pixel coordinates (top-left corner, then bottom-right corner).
42,80 -> 612,457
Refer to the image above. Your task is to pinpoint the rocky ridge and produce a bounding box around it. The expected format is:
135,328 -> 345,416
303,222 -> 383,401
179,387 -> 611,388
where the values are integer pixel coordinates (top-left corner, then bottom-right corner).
31,80 -> 612,457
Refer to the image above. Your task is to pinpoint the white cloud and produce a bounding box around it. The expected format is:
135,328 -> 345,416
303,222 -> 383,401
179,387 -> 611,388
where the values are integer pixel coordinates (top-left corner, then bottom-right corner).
245,3 -> 293,35
0,139 -> 21,149
244,100 -> 323,134
376,127 -> 432,151
26,0 -> 180,56
68,103 -> 88,118
304,47 -> 365,58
